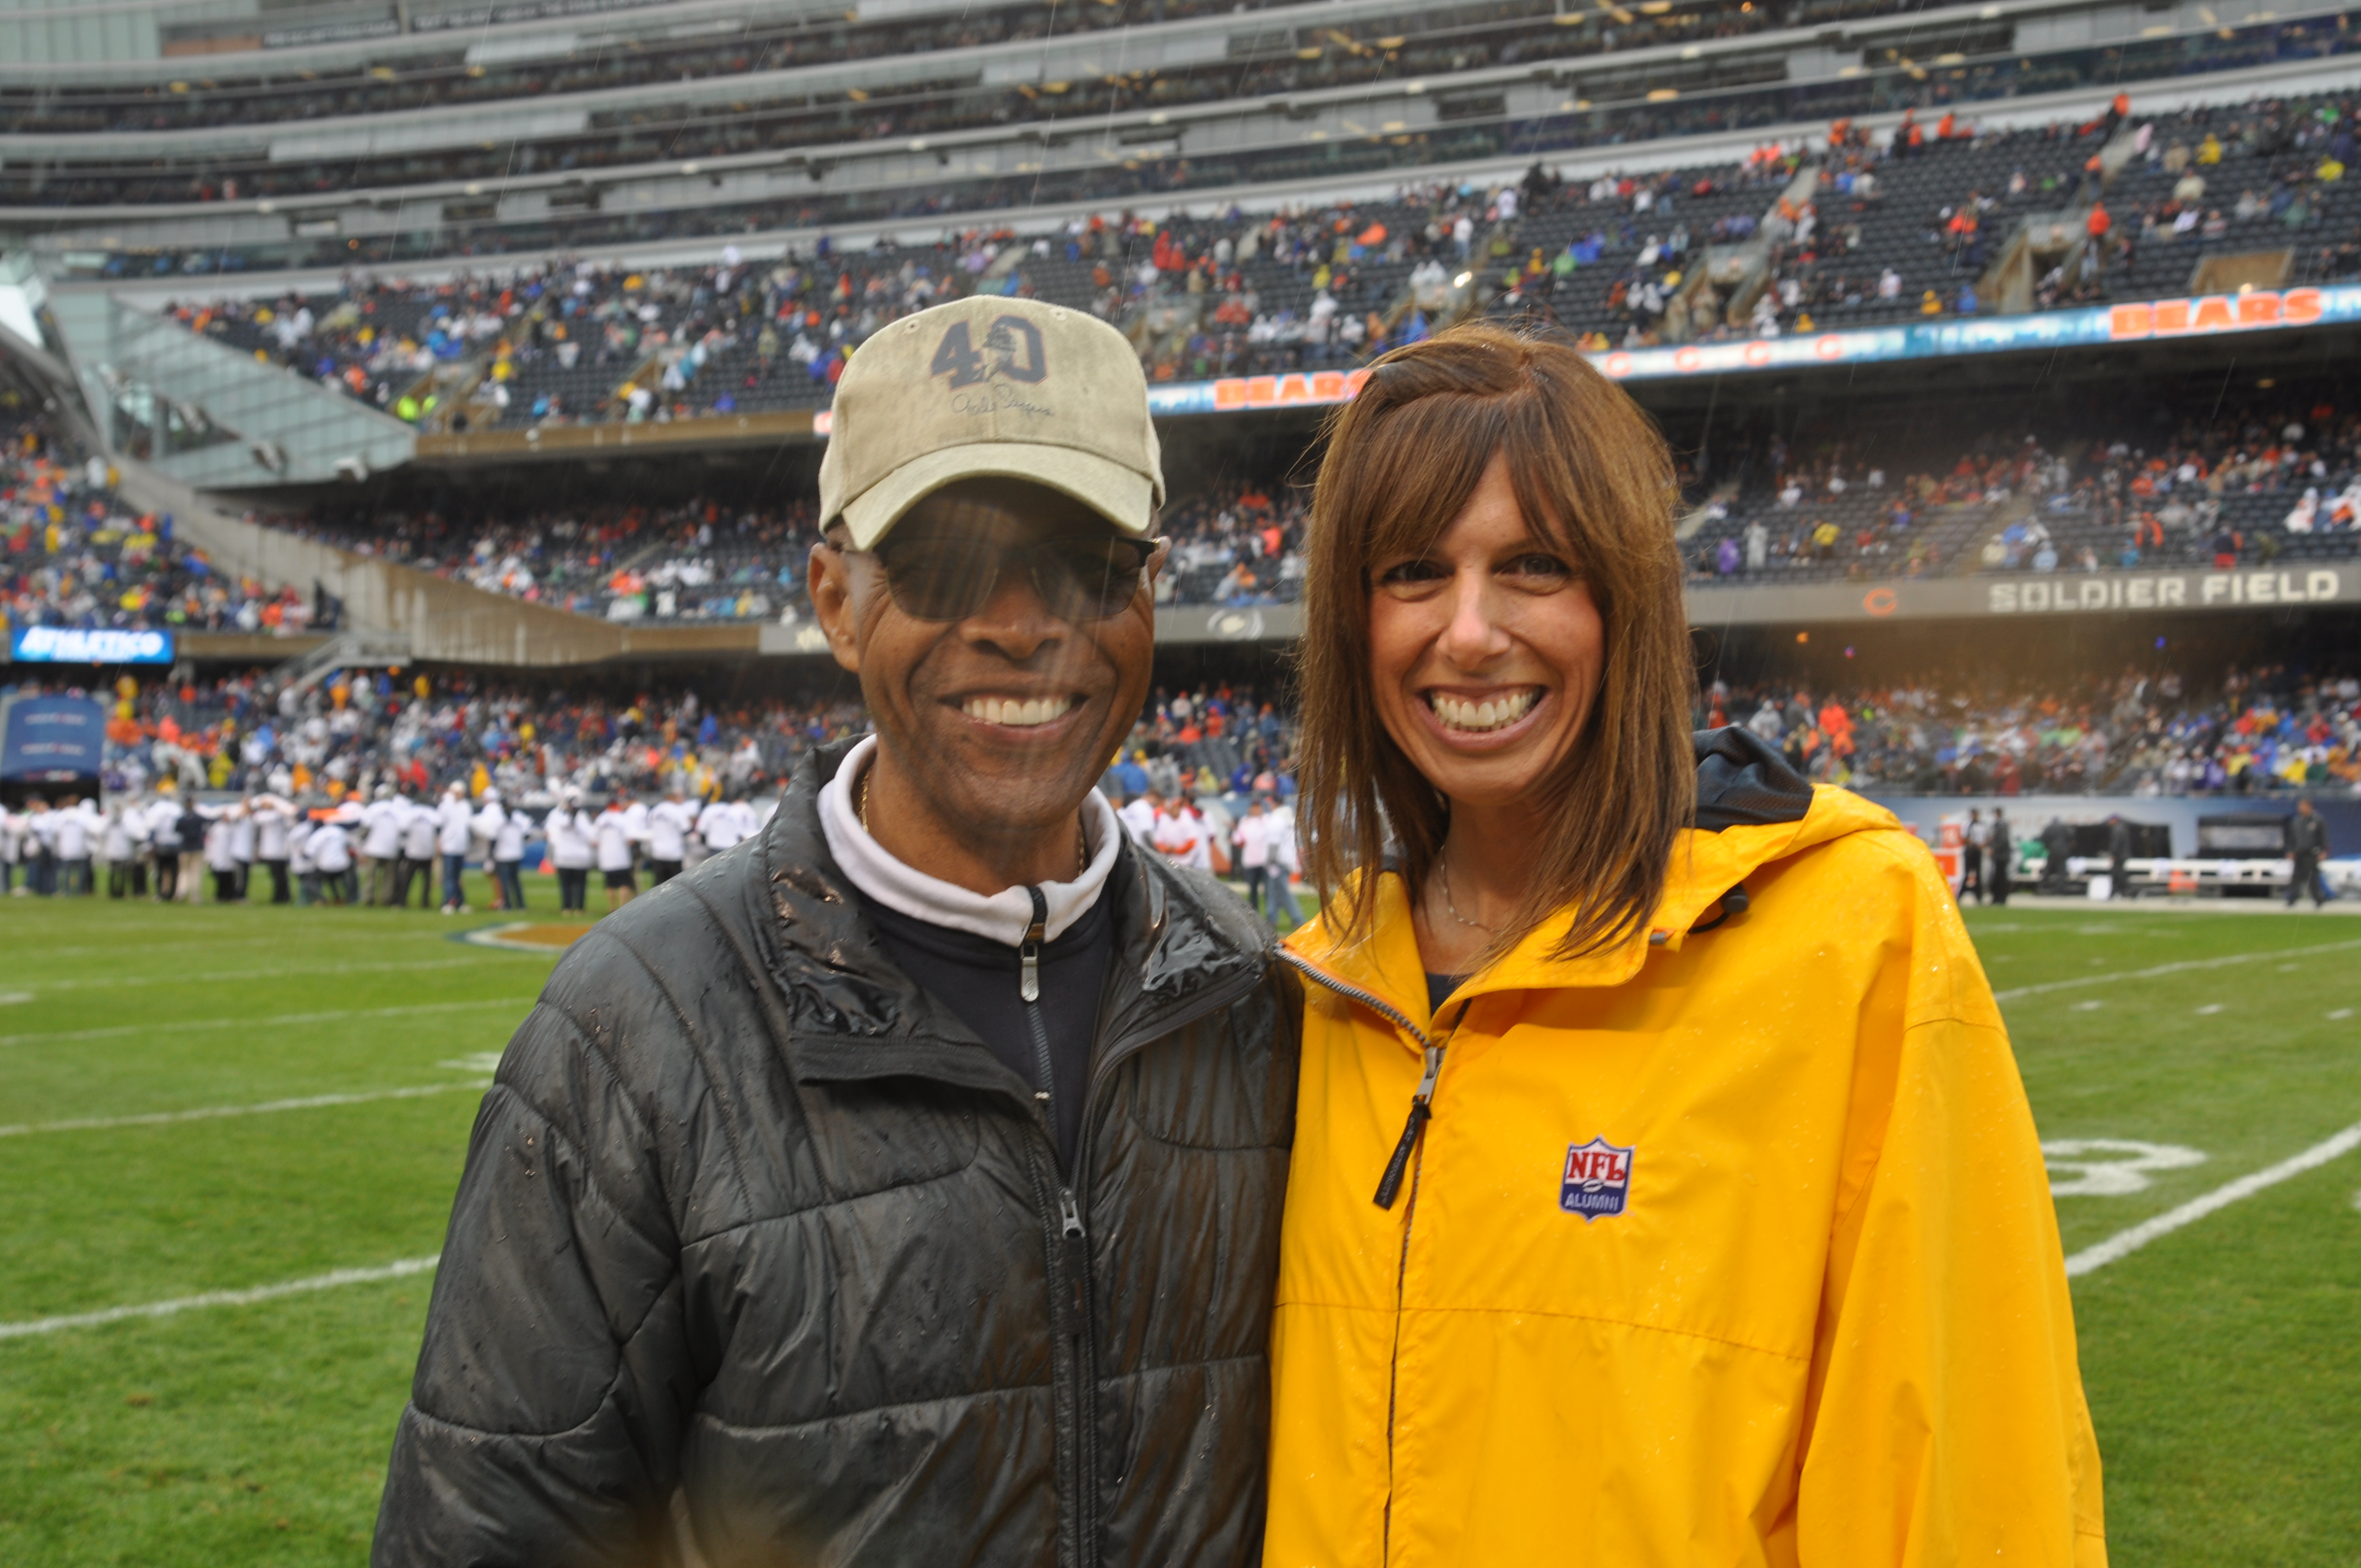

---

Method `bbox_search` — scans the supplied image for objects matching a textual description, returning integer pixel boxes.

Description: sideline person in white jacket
[593,792,647,911]
[53,797,99,896]
[249,792,297,905]
[398,792,438,911]
[544,791,596,914]
[101,799,149,899]
[695,793,757,858]
[645,786,697,885]
[435,782,475,914]
[475,789,527,912]
[360,785,405,907]
[311,809,358,905]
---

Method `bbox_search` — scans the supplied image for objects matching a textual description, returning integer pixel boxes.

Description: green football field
[1,883,2356,1563]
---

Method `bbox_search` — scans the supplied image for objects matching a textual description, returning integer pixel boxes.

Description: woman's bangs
[1351,394,1512,564]
[1498,398,1603,581]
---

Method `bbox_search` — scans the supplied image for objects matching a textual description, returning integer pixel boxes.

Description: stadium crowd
[1705,663,2361,796]
[4,0,1880,140]
[0,665,1306,913]
[1681,390,2361,583]
[152,85,2361,444]
[19,6,2357,225]
[238,379,2359,628]
[3,417,312,634]
[279,496,821,622]
[260,479,1311,618]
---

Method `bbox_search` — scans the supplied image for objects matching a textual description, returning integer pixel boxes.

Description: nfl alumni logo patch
[1560,1137,1635,1222]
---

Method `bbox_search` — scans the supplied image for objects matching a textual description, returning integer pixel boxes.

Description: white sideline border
[0,1081,491,1140]
[2066,1119,2361,1277]
[26,955,552,995]
[0,1257,442,1342]
[0,997,537,1048]
[1993,935,2361,1003]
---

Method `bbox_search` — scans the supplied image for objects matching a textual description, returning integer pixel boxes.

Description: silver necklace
[1437,856,1498,934]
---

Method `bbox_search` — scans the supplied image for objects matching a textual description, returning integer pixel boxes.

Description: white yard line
[0,997,537,1048]
[2065,1119,2361,1277]
[1993,936,2361,1002]
[0,1082,489,1140]
[12,933,451,960]
[26,956,547,994]
[0,1256,442,1342]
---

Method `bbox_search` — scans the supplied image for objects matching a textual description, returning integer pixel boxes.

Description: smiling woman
[1296,323,1695,968]
[1265,322,2107,1568]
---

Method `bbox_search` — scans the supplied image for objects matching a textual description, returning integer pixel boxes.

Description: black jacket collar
[746,740,1272,1088]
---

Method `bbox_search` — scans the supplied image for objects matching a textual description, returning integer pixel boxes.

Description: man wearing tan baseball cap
[378,292,1299,1567]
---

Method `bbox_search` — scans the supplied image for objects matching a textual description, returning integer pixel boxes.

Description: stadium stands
[282,496,820,621]
[3,418,301,633]
[140,87,2360,441]
[230,374,2358,625]
[40,647,2358,809]
[1708,663,2361,794]
[13,5,2354,279]
[1682,391,2361,584]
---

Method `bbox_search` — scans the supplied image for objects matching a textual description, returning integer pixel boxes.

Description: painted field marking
[0,1082,489,1140]
[2331,1009,2355,1021]
[1993,935,2361,1003]
[0,1256,440,1342]
[2071,999,2106,1012]
[25,955,549,995]
[2195,1003,2226,1016]
[0,993,29,1006]
[2043,1139,2207,1196]
[0,997,537,1048]
[439,1053,505,1076]
[2065,1119,2361,1277]
[14,933,453,961]
[459,922,595,953]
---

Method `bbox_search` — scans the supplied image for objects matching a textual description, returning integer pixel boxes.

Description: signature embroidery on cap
[1559,1137,1635,1222]
[931,315,1048,389]
[950,385,1054,421]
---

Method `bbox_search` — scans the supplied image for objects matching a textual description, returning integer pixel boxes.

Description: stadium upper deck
[3,0,2355,274]
[124,90,2359,438]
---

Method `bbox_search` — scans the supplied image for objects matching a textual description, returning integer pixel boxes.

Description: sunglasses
[868,531,1161,623]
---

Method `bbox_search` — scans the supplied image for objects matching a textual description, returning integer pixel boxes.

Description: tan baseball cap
[818,295,1165,549]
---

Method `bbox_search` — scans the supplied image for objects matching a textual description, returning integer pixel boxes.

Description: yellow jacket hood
[1285,731,1910,1028]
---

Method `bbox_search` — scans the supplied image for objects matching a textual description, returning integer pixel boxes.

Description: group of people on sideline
[0,780,774,913]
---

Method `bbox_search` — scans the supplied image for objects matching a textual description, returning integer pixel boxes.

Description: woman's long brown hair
[1296,322,1696,964]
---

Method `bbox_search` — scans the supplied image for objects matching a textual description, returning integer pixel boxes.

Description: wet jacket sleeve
[1794,842,2106,1567]
[373,968,694,1568]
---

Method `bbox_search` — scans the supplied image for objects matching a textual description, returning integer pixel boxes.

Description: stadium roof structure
[3,2,2353,269]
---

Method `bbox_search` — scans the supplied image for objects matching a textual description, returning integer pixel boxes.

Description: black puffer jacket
[374,744,1300,1567]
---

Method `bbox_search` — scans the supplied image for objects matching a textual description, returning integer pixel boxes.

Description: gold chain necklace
[1437,855,1499,934]
[859,764,1087,879]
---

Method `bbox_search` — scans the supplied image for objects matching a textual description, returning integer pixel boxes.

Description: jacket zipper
[1011,885,1095,1566]
[1275,951,1440,1207]
[1279,949,1466,1568]
[1057,958,1269,1567]
[994,876,1278,1568]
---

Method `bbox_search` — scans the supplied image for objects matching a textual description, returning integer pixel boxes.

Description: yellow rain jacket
[1267,740,2104,1567]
